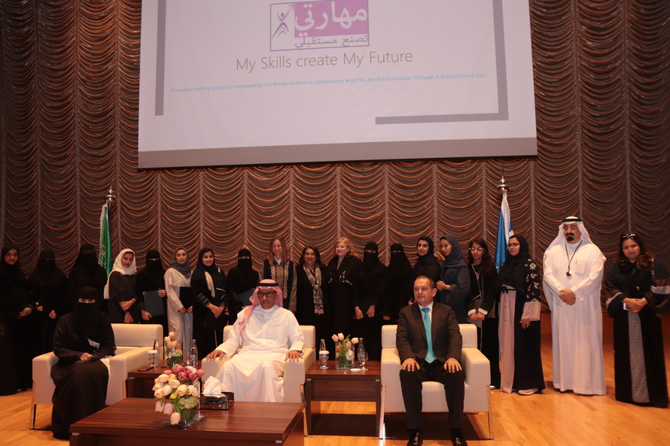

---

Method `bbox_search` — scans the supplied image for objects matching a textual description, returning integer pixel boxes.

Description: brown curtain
[1,1,669,312]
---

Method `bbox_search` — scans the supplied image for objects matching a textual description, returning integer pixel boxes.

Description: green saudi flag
[99,203,113,275]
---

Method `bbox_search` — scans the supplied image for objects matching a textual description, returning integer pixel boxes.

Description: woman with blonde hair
[326,237,362,338]
[262,236,297,311]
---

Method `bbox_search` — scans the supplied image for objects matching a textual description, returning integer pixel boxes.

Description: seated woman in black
[51,287,116,440]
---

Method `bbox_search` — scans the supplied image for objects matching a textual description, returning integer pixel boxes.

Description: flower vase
[164,398,206,428]
[336,348,354,369]
[167,355,182,367]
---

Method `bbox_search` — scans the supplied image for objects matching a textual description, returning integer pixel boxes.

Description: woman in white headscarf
[106,249,138,324]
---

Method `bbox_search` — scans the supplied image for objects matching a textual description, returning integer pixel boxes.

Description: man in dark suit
[397,275,466,446]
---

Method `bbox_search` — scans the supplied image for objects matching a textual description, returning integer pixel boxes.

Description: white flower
[161,385,173,397]
[154,389,164,399]
[346,349,354,361]
[170,412,180,425]
[176,384,188,397]
[163,402,174,415]
[156,374,169,383]
[188,385,199,398]
[169,379,180,389]
[338,333,344,341]
[168,331,176,339]
[351,337,359,344]
[154,400,164,412]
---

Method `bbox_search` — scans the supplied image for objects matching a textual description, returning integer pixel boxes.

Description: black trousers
[399,359,465,430]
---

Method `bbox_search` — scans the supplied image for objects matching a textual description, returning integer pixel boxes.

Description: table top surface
[128,362,202,378]
[70,398,303,441]
[306,360,380,379]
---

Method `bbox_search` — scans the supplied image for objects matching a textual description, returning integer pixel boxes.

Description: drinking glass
[147,349,159,368]
[358,350,368,371]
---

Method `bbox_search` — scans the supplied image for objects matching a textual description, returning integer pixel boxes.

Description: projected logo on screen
[270,0,369,51]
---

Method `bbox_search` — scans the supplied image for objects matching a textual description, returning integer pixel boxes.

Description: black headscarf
[497,235,530,292]
[228,248,259,294]
[168,248,191,279]
[71,286,105,338]
[73,244,99,272]
[136,249,165,293]
[389,243,412,278]
[362,242,385,274]
[192,248,227,291]
[237,248,253,275]
[441,234,467,268]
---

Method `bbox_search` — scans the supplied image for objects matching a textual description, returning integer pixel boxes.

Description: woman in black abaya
[0,245,33,393]
[226,249,259,323]
[382,243,412,324]
[409,236,441,302]
[326,237,362,340]
[192,248,228,358]
[67,244,107,312]
[495,235,544,395]
[357,242,388,360]
[604,234,668,407]
[51,287,115,440]
[136,249,168,335]
[29,249,69,354]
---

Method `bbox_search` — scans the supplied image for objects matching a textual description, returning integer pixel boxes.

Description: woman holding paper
[164,248,193,354]
[136,249,167,334]
[495,235,544,395]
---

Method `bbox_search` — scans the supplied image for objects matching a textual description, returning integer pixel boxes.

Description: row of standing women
[1,231,667,408]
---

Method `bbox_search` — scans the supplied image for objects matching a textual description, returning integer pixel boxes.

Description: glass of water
[147,349,159,368]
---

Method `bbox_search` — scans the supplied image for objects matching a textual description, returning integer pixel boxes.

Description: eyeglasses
[469,247,484,252]
[622,233,637,240]
[257,290,277,298]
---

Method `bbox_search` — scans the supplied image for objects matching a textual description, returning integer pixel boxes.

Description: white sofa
[200,325,316,403]
[380,323,492,439]
[31,323,163,429]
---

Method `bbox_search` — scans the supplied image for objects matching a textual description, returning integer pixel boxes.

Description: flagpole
[99,187,115,276]
[495,169,513,272]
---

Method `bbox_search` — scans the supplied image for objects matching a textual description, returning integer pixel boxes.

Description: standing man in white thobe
[543,216,606,395]
[205,279,304,402]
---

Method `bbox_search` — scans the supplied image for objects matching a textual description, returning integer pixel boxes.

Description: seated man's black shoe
[451,428,467,446]
[407,430,423,446]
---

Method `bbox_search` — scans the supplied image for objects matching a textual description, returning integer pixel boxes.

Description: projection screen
[138,0,536,168]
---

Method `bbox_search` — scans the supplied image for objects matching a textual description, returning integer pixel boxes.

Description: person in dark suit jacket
[397,276,467,446]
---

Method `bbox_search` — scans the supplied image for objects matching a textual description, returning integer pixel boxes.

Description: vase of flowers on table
[154,364,206,427]
[331,333,358,369]
[164,332,183,367]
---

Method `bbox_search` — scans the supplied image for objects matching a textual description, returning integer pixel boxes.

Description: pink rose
[195,369,205,378]
[177,372,187,382]
[172,364,184,374]
[188,373,197,381]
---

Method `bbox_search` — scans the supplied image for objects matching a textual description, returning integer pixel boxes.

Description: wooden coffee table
[304,361,384,438]
[69,398,304,446]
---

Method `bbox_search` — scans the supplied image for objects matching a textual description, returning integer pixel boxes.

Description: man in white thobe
[205,279,304,402]
[543,216,606,395]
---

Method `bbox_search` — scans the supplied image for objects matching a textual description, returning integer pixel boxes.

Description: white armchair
[200,325,316,403]
[380,323,492,439]
[31,323,163,429]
